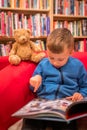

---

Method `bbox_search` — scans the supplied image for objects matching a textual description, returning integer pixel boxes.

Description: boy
[22,28,87,130]
[30,28,87,101]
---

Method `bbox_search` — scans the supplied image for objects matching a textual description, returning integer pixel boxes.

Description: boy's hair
[46,28,74,53]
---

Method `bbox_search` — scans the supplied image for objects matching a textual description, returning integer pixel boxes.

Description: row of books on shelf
[74,39,87,52]
[0,0,50,9]
[54,0,87,16]
[0,40,46,56]
[0,43,11,56]
[0,12,50,37]
[53,19,87,36]
[35,40,46,51]
[0,39,87,56]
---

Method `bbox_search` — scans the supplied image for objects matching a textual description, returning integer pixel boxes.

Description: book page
[12,98,73,120]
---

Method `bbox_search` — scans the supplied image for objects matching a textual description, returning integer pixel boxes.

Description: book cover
[12,97,87,122]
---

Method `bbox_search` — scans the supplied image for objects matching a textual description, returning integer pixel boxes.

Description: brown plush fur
[9,29,45,65]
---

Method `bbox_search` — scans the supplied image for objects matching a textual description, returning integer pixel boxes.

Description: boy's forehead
[48,53,68,59]
[47,48,70,56]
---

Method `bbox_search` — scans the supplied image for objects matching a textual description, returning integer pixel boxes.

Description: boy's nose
[53,61,58,66]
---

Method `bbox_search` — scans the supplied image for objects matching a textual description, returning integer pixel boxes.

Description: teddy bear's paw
[9,50,15,56]
[9,55,21,65]
[39,52,46,58]
[32,52,46,63]
[34,47,41,52]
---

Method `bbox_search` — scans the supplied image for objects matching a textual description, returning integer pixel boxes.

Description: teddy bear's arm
[30,41,41,52]
[9,42,18,56]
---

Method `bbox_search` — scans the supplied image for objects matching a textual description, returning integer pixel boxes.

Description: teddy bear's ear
[27,29,31,35]
[14,30,18,36]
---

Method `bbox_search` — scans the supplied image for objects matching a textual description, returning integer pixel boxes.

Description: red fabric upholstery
[0,52,87,130]
[0,61,37,130]
[0,56,9,70]
[72,52,87,70]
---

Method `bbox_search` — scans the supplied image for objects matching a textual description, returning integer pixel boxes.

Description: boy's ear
[69,49,74,54]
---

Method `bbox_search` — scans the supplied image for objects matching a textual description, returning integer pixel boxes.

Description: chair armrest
[0,61,37,129]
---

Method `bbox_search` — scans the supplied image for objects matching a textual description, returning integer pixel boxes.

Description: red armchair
[0,52,87,130]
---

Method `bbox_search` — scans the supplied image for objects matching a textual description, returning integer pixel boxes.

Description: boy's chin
[53,65,61,68]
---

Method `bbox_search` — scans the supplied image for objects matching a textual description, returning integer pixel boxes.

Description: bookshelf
[53,0,87,52]
[0,0,87,54]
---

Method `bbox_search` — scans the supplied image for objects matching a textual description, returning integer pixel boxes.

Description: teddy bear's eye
[17,34,20,37]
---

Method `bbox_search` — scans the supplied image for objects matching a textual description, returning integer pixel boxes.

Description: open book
[12,98,87,122]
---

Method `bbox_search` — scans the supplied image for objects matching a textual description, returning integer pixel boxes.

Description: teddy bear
[9,29,46,65]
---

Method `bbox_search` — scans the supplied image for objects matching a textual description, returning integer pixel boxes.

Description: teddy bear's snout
[19,36,28,43]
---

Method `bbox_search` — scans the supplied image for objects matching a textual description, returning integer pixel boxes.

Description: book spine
[74,0,79,15]
[84,0,87,16]
[0,0,2,7]
[4,44,11,56]
[32,15,36,36]
[41,15,44,36]
[8,11,12,36]
[35,13,41,36]
[2,0,4,7]
[4,0,8,7]
[82,19,87,36]
[64,0,69,15]
[42,14,47,36]
[83,38,87,52]
[10,0,15,8]
[1,12,5,36]
[70,0,74,15]
[46,16,50,36]
[0,44,6,56]
[0,44,2,56]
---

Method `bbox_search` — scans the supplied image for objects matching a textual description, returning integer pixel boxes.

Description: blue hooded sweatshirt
[30,57,87,100]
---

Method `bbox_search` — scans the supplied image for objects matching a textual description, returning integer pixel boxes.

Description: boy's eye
[49,57,65,62]
[58,58,65,61]
[50,57,54,60]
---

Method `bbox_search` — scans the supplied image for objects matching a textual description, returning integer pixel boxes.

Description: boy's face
[47,47,72,68]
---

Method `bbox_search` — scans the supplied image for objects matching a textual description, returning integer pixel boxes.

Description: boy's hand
[66,92,83,101]
[29,75,42,92]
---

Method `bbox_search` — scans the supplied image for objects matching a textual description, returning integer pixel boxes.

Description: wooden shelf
[53,14,87,21]
[0,7,50,14]
[0,36,15,44]
[0,36,47,44]
[74,36,87,41]
[74,36,87,39]
[30,36,47,41]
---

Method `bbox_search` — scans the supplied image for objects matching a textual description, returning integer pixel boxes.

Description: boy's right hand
[29,75,42,92]
[66,92,83,101]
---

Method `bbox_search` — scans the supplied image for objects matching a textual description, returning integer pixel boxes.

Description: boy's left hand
[66,92,83,101]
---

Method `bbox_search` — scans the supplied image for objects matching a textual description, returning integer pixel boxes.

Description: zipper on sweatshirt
[55,68,64,99]
[59,68,64,84]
